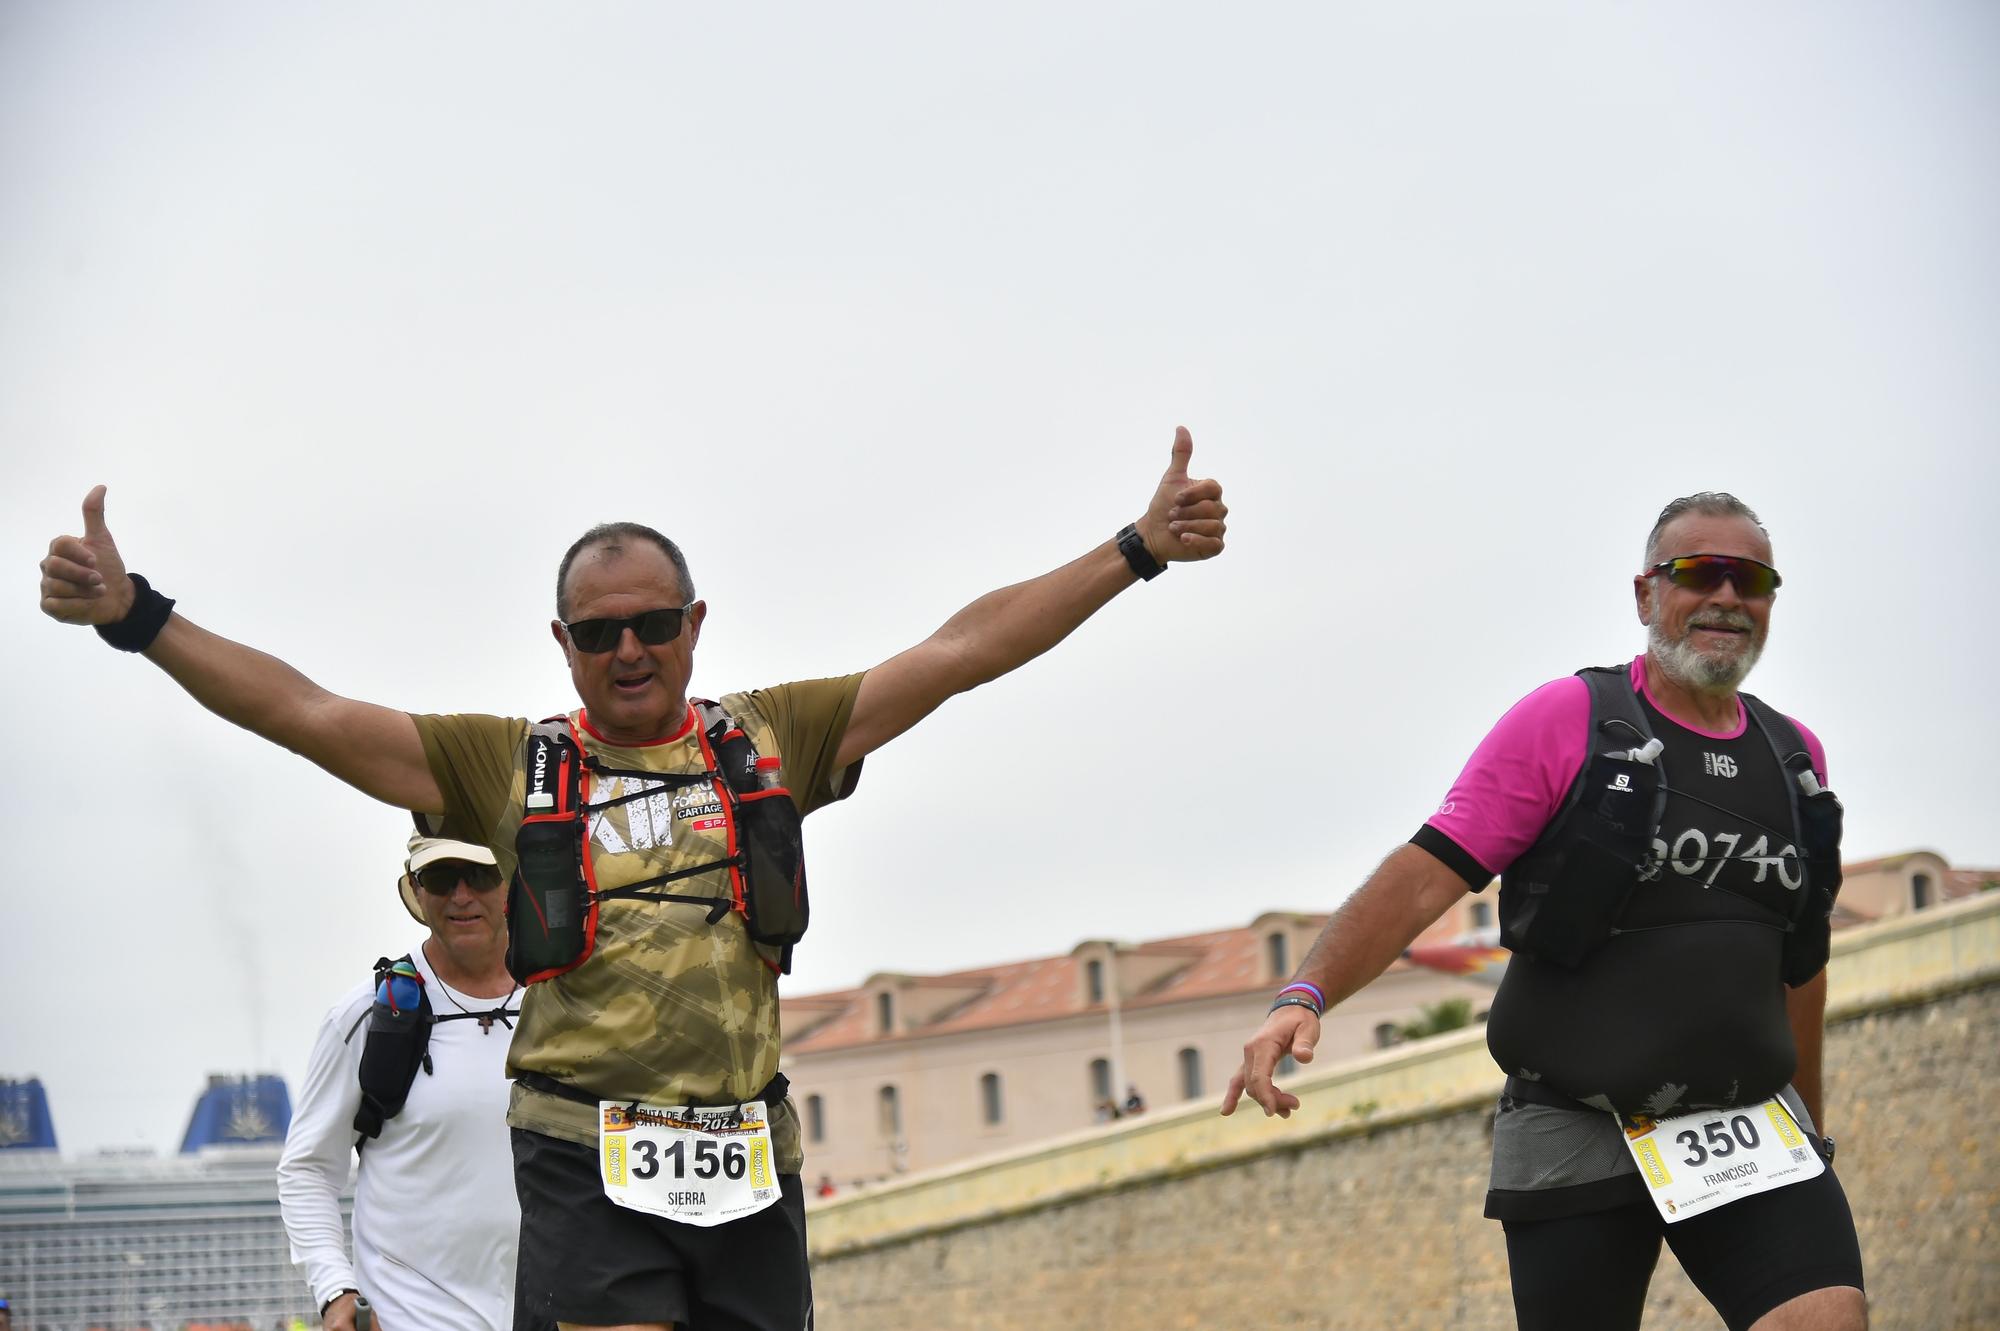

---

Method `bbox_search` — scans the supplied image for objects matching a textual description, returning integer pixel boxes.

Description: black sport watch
[1117,523,1166,581]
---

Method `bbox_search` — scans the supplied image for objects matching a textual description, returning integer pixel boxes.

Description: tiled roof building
[780,912,1494,1188]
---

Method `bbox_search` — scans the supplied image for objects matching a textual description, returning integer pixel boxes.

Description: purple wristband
[1276,981,1325,1011]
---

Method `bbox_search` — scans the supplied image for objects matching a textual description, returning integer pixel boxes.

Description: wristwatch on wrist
[1116,523,1166,581]
[322,1289,357,1317]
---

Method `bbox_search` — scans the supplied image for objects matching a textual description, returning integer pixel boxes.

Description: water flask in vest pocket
[1781,773,1844,986]
[507,813,592,985]
[704,720,811,963]
[1501,751,1656,968]
[354,960,428,1140]
[736,782,809,951]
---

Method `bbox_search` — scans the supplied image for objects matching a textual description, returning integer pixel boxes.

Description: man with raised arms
[1224,493,1864,1331]
[41,429,1227,1331]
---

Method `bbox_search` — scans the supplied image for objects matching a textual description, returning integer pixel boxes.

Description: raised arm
[834,427,1227,768]
[1221,844,1470,1118]
[39,486,444,813]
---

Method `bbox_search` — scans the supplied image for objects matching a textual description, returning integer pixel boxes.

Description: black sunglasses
[1647,554,1782,598]
[415,861,504,895]
[564,605,694,654]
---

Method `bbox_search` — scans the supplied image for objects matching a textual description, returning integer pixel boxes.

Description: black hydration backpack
[1498,665,1844,983]
[347,954,519,1145]
[507,700,811,985]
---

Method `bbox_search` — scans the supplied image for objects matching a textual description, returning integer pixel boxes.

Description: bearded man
[1225,492,1865,1331]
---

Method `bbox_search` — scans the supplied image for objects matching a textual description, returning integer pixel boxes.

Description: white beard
[1648,614,1763,691]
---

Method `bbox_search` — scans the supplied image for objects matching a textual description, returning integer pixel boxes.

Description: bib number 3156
[1621,1096,1823,1224]
[599,1099,780,1228]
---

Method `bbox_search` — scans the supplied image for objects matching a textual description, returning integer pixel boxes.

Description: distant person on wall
[1224,493,1864,1331]
[40,429,1228,1331]
[277,834,524,1331]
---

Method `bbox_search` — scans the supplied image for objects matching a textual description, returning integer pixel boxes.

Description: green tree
[1399,997,1475,1042]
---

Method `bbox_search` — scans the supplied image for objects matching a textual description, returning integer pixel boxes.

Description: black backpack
[1498,665,1844,983]
[346,954,519,1146]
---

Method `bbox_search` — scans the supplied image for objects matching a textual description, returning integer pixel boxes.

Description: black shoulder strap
[1579,663,1654,753]
[524,718,581,816]
[1534,665,1658,830]
[696,699,764,796]
[351,953,435,1146]
[1738,691,1837,924]
[1737,691,1807,769]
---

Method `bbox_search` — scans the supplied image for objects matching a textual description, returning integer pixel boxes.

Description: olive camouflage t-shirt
[411,675,863,1172]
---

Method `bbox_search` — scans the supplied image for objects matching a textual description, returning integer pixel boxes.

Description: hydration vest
[1498,665,1844,984]
[348,954,520,1144]
[506,700,810,986]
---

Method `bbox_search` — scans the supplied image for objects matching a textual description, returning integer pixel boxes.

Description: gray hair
[556,522,696,620]
[1644,492,1768,566]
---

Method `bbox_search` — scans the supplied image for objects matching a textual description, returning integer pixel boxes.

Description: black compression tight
[1503,1168,1863,1331]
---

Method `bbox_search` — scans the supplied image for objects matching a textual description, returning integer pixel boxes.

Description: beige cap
[396,833,501,924]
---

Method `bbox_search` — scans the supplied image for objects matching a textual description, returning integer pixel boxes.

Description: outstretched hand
[1220,1002,1319,1119]
[40,485,134,626]
[1134,426,1228,566]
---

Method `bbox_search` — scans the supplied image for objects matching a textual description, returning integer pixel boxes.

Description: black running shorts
[512,1127,812,1330]
[1501,1163,1863,1331]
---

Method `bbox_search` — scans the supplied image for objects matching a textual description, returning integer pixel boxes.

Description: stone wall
[810,895,2000,1330]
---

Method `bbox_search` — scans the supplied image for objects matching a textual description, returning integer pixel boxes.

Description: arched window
[980,1072,1004,1126]
[876,991,894,1034]
[1178,1047,1203,1100]
[1089,1057,1112,1104]
[1913,873,1932,910]
[877,1085,901,1137]
[1469,899,1493,930]
[1086,958,1105,1004]
[804,1094,826,1144]
[1267,932,1289,978]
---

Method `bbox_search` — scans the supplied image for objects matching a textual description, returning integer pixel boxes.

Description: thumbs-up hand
[40,485,136,625]
[1134,426,1228,566]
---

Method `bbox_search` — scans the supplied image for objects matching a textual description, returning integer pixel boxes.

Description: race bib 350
[1621,1096,1824,1224]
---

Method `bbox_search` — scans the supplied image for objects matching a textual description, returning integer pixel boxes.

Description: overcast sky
[4,1,1995,1156]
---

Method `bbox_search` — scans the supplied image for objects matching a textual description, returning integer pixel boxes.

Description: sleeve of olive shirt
[410,711,528,851]
[735,674,866,813]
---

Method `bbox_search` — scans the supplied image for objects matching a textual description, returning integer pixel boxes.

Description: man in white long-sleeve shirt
[278,834,522,1330]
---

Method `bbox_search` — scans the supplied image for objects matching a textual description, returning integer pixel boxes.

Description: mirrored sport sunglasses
[1647,554,1783,598]
[415,861,505,895]
[564,605,694,653]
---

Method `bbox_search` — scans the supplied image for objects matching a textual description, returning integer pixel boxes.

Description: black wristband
[94,573,175,653]
[1268,993,1322,1019]
[1116,523,1166,581]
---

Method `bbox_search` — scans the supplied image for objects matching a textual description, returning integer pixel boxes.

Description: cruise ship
[0,1075,337,1330]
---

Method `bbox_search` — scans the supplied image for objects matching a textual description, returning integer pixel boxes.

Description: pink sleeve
[1423,677,1591,877]
[1788,715,1828,785]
